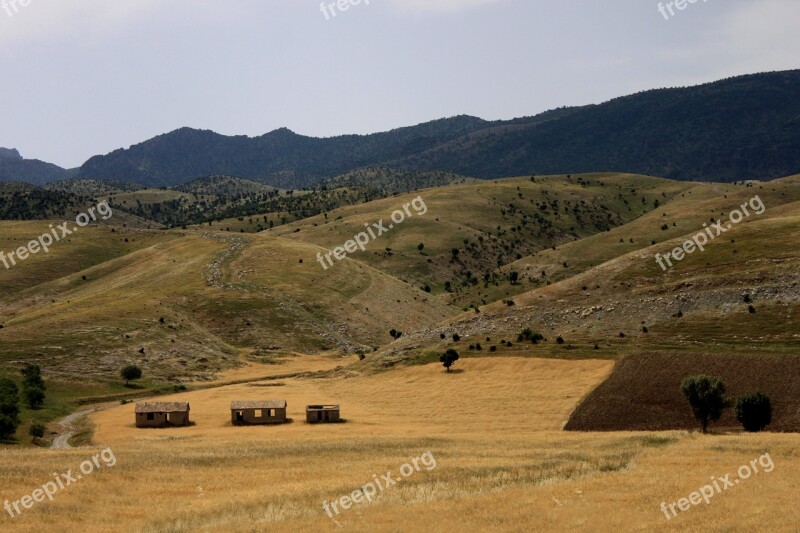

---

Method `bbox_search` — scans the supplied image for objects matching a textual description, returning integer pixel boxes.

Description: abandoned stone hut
[230,400,288,425]
[135,402,191,428]
[306,405,341,423]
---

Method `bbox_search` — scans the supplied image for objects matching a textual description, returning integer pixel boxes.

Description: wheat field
[1,356,797,532]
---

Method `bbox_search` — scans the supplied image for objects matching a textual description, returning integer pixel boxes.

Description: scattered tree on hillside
[0,378,20,441]
[518,328,544,344]
[440,349,460,372]
[121,365,143,386]
[680,375,730,433]
[735,392,772,432]
[21,364,45,409]
[24,387,45,409]
[508,271,519,285]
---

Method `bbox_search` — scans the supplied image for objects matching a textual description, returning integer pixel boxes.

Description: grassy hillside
[0,229,456,406]
[271,173,694,297]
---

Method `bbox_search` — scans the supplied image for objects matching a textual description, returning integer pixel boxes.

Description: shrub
[29,422,46,438]
[556,336,565,345]
[121,365,143,386]
[517,328,544,344]
[735,392,772,432]
[680,375,730,433]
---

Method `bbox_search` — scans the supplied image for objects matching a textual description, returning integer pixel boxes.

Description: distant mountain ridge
[4,70,800,187]
[0,148,74,185]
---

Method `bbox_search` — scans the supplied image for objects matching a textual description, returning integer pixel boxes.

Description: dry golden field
[1,356,797,532]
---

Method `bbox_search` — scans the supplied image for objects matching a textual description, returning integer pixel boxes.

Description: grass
[0,357,796,532]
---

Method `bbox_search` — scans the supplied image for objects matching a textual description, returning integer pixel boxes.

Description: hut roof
[135,402,190,414]
[306,405,340,411]
[230,400,287,410]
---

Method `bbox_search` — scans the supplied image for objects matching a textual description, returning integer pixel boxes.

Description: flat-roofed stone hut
[230,400,287,425]
[135,402,191,428]
[306,405,340,423]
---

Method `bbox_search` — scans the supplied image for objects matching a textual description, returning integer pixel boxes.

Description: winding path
[51,408,99,449]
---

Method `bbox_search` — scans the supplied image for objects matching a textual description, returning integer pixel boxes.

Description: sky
[0,0,798,168]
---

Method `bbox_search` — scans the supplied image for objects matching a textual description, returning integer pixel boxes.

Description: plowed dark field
[565,351,800,432]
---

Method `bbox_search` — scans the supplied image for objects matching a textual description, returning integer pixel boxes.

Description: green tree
[21,364,45,391]
[121,365,143,386]
[0,378,20,421]
[735,392,772,432]
[0,378,20,440]
[680,375,730,433]
[24,387,45,409]
[509,271,519,285]
[439,349,460,372]
[0,415,18,441]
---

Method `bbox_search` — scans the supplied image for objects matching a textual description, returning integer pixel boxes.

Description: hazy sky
[1,0,798,168]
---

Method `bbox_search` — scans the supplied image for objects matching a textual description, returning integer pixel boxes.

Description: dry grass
[2,357,797,532]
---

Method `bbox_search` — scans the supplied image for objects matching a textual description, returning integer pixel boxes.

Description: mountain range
[2,69,799,188]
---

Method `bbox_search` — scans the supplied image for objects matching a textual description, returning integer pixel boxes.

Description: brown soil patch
[565,351,800,432]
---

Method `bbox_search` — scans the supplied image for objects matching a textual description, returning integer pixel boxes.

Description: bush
[518,328,544,344]
[680,375,730,433]
[121,365,143,385]
[24,387,45,409]
[29,422,46,438]
[735,392,772,432]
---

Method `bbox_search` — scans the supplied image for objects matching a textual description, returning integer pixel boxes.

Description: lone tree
[121,365,143,386]
[439,349,460,372]
[735,392,772,432]
[680,375,729,433]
